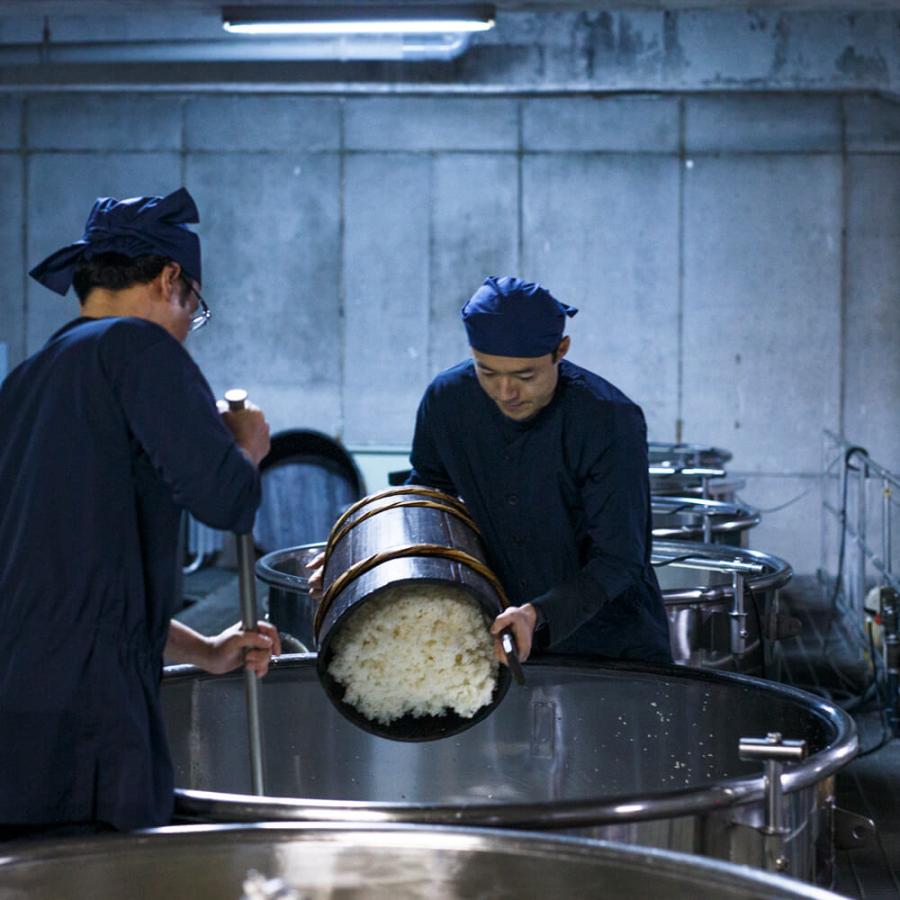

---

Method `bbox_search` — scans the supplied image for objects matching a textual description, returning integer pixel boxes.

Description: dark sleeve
[109,329,260,532]
[530,404,651,646]
[406,387,458,497]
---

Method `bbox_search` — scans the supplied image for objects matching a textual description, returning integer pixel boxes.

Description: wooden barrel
[315,486,512,741]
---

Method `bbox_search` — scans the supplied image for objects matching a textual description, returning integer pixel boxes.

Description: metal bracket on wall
[833,806,876,851]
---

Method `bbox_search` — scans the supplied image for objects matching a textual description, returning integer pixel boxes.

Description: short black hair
[71,252,171,303]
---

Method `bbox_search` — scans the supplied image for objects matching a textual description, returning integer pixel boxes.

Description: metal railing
[822,429,898,603]
[821,429,899,734]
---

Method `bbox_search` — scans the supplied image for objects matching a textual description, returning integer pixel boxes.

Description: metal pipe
[824,429,900,488]
[226,388,265,797]
[730,571,748,659]
[884,478,893,579]
[738,732,807,872]
[856,456,868,617]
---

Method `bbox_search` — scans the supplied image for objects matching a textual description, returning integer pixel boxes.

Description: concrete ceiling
[1,0,896,89]
[1,0,898,14]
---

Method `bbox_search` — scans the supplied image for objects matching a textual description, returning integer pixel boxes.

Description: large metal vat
[648,444,743,501]
[654,540,794,672]
[255,429,364,555]
[649,441,732,469]
[258,542,322,650]
[162,657,856,885]
[652,496,761,547]
[260,539,792,674]
[0,823,847,899]
[651,469,746,502]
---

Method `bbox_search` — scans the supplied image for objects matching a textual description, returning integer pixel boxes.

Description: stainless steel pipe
[225,388,265,796]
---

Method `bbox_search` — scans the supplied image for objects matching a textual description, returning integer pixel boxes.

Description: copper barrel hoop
[323,500,481,568]
[314,542,511,637]
[326,486,472,548]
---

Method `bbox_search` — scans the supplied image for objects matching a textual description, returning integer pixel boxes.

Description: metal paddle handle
[500,628,526,686]
[226,388,265,796]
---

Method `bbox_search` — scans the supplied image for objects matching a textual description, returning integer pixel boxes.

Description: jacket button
[507,494,518,506]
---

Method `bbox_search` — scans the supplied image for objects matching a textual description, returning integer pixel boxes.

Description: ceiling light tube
[222,4,496,36]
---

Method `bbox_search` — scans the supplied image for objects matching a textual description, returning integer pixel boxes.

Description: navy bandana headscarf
[461,275,578,358]
[29,187,202,296]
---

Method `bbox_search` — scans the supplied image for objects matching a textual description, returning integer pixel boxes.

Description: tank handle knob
[739,732,808,763]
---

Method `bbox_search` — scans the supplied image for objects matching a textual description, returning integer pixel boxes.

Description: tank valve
[739,732,807,874]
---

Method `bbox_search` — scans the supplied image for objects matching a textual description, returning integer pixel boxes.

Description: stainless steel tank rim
[258,540,792,605]
[653,522,758,539]
[651,495,759,519]
[654,540,793,602]
[167,656,857,829]
[0,822,842,900]
[648,442,733,466]
[649,467,727,478]
[256,541,324,593]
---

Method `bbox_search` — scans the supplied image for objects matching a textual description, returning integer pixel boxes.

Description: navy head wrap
[29,187,202,296]
[461,275,578,358]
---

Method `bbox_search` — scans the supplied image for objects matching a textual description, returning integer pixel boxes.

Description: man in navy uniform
[0,188,280,839]
[407,276,672,667]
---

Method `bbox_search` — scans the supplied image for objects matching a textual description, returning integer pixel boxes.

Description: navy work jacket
[0,317,259,830]
[408,359,672,663]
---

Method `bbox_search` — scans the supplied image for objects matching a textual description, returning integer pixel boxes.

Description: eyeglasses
[181,278,211,333]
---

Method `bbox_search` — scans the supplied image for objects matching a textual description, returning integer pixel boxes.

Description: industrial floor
[176,566,900,900]
[774,577,900,900]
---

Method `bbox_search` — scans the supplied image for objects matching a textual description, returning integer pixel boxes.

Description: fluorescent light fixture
[222,4,496,36]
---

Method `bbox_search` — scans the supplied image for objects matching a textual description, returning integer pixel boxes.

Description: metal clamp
[833,806,876,851]
[729,571,749,657]
[739,732,808,872]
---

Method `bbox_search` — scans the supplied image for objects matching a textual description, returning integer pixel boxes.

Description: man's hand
[204,620,282,677]
[217,399,270,466]
[490,603,538,664]
[306,550,326,601]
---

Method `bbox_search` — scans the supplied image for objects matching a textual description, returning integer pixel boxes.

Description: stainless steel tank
[0,823,848,899]
[652,495,761,547]
[257,542,322,651]
[260,539,792,674]
[654,539,793,672]
[161,657,856,885]
[649,442,732,469]
[648,444,743,500]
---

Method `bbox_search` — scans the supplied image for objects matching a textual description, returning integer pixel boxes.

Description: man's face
[163,275,202,343]
[472,343,565,421]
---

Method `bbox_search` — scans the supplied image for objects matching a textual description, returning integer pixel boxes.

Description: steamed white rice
[327,583,498,725]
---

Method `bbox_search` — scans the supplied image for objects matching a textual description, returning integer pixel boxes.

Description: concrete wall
[0,10,898,576]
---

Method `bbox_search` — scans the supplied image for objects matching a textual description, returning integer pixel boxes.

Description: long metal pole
[884,478,893,580]
[856,456,867,618]
[226,388,265,796]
